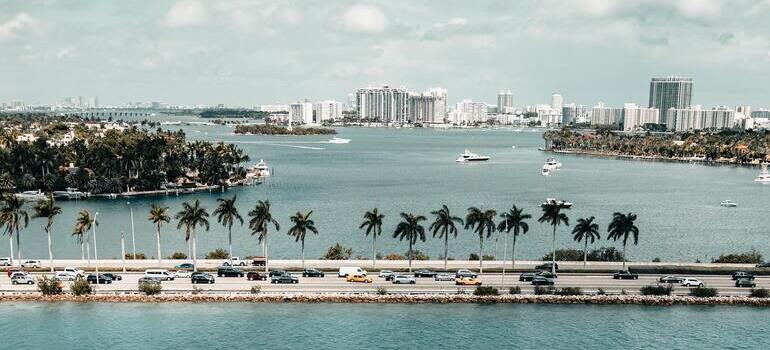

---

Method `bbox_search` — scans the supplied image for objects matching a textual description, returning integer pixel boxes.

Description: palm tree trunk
[372,234,376,269]
[622,243,627,270]
[551,225,557,274]
[192,229,198,272]
[81,241,84,262]
[46,228,54,272]
[479,235,484,274]
[16,231,20,261]
[187,239,191,262]
[156,226,162,267]
[408,240,413,273]
[263,230,269,273]
[301,239,305,269]
[443,231,449,271]
[86,235,91,266]
[8,234,14,266]
[511,234,517,271]
[583,240,588,267]
[228,227,233,260]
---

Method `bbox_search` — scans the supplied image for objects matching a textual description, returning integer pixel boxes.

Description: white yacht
[246,159,270,179]
[541,198,574,208]
[52,188,87,200]
[455,149,490,163]
[720,200,738,207]
[755,163,770,183]
[15,190,47,201]
[546,158,562,169]
[328,137,351,144]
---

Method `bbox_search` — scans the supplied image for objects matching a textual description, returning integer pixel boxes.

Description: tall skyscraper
[497,90,513,114]
[649,76,693,124]
[551,93,563,115]
[356,85,409,123]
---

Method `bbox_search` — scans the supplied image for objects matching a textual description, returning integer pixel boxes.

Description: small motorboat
[720,200,738,207]
[328,137,351,144]
[456,149,490,163]
[755,163,770,183]
[541,198,573,208]
[541,165,551,176]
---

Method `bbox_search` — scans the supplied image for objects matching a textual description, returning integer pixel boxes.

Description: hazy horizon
[2,0,770,108]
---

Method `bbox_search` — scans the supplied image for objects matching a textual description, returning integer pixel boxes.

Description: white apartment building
[666,107,735,131]
[453,99,487,124]
[551,94,563,115]
[591,102,624,127]
[356,85,410,123]
[290,102,314,124]
[313,101,342,123]
[622,103,661,131]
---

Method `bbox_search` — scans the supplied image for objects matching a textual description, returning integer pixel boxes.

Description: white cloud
[0,12,37,41]
[676,0,721,18]
[162,0,209,28]
[342,5,386,33]
[56,46,77,59]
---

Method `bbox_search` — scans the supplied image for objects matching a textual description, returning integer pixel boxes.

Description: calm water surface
[6,121,770,262]
[0,302,766,349]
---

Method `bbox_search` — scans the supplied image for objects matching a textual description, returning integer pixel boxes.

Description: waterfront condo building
[622,103,661,131]
[497,90,514,114]
[290,101,314,124]
[648,76,693,125]
[666,106,735,131]
[312,101,342,123]
[356,85,410,123]
[591,102,624,128]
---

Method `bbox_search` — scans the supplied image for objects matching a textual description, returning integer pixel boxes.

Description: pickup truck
[222,257,247,267]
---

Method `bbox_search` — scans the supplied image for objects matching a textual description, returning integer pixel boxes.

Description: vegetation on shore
[543,127,770,163]
[233,124,337,135]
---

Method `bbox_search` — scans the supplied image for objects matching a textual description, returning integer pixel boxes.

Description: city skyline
[2,1,770,107]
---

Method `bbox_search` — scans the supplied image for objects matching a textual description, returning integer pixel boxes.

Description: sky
[2,0,770,108]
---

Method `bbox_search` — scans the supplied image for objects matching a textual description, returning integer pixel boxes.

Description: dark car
[536,271,558,279]
[414,269,437,278]
[302,268,325,277]
[613,270,639,280]
[86,274,113,284]
[175,263,194,270]
[381,271,397,281]
[535,262,559,271]
[732,272,754,281]
[247,271,267,281]
[269,269,287,277]
[531,276,555,286]
[736,278,756,288]
[192,273,215,284]
[271,273,299,284]
[659,275,684,283]
[455,269,478,279]
[101,273,122,281]
[217,267,245,277]
[519,272,536,281]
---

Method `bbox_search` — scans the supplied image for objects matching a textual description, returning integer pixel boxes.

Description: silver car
[392,274,416,284]
[434,273,454,281]
[11,273,35,285]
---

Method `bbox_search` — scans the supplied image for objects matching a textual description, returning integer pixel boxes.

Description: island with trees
[234,124,337,136]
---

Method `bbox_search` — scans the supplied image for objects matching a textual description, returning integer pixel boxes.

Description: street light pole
[93,212,100,285]
[121,231,126,273]
[127,201,136,259]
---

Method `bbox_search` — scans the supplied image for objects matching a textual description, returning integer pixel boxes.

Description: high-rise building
[313,101,342,123]
[551,94,563,115]
[497,90,514,114]
[622,103,661,131]
[407,87,447,123]
[356,85,409,123]
[649,76,693,124]
[562,104,591,124]
[453,99,487,124]
[666,106,734,131]
[290,101,314,124]
[591,102,624,127]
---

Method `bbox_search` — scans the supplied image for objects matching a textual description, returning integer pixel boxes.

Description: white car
[174,270,192,278]
[11,273,35,285]
[54,271,76,281]
[222,257,247,266]
[21,260,41,268]
[392,274,416,284]
[378,270,394,278]
[681,278,704,287]
[0,257,10,266]
[63,267,85,278]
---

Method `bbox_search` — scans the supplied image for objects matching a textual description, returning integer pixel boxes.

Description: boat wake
[229,141,325,150]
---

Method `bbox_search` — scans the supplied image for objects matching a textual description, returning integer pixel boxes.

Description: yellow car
[455,277,482,286]
[346,274,373,283]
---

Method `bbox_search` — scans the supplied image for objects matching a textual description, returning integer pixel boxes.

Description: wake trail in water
[229,140,325,150]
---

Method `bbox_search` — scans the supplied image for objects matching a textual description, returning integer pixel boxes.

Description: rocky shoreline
[2,293,770,306]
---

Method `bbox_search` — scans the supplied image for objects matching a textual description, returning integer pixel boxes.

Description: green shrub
[596,288,606,295]
[376,286,388,295]
[468,253,494,261]
[206,248,229,259]
[322,243,353,260]
[37,276,63,295]
[250,285,261,294]
[640,284,673,296]
[473,286,499,296]
[509,286,521,295]
[541,247,624,262]
[689,287,718,298]
[750,288,769,298]
[138,282,162,295]
[411,250,430,261]
[125,252,147,259]
[191,286,203,295]
[712,249,762,264]
[169,251,187,259]
[384,254,405,260]
[555,287,582,296]
[652,257,662,262]
[534,286,555,295]
[70,278,93,296]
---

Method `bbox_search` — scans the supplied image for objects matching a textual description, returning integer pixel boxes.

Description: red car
[246,271,267,281]
[6,267,22,277]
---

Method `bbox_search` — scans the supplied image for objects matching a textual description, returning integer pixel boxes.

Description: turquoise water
[7,123,770,262]
[1,302,767,349]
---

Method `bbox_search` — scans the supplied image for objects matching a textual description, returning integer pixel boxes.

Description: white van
[0,257,10,266]
[338,266,367,278]
[144,269,175,281]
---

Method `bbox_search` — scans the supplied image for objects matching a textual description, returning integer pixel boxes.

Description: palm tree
[538,200,570,274]
[73,210,96,263]
[464,207,496,273]
[359,208,384,268]
[607,212,640,270]
[248,200,279,272]
[175,200,210,272]
[429,205,463,271]
[287,211,318,269]
[497,205,530,271]
[214,195,243,259]
[0,195,29,265]
[148,204,170,267]
[572,216,600,267]
[393,212,426,272]
[33,197,61,272]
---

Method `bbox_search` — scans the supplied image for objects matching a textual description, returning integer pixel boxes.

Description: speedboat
[546,158,562,169]
[720,200,738,207]
[328,137,351,144]
[755,164,770,183]
[456,149,490,163]
[15,190,46,201]
[541,165,551,176]
[541,198,573,208]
